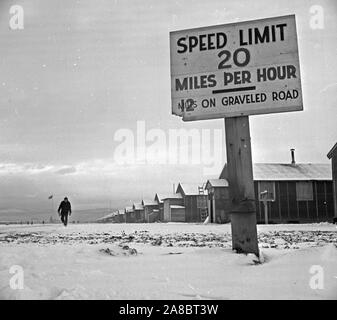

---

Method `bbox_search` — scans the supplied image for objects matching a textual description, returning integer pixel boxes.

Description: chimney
[290,148,296,165]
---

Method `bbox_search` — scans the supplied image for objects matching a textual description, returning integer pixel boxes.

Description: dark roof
[205,179,229,189]
[327,143,337,159]
[96,211,118,221]
[176,183,208,196]
[142,200,158,206]
[133,203,144,210]
[220,163,332,181]
[155,193,180,203]
[154,194,163,203]
[162,193,182,200]
[253,163,331,181]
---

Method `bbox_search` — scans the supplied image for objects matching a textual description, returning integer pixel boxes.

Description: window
[258,181,275,201]
[296,182,313,201]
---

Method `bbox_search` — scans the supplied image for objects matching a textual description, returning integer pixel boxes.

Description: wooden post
[212,195,216,223]
[263,200,268,224]
[224,116,259,256]
[260,190,268,224]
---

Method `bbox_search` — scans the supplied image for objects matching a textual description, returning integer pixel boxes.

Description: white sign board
[170,15,302,121]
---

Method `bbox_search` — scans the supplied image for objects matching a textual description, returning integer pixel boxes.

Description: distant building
[205,179,230,223]
[148,209,160,223]
[133,203,145,223]
[162,194,184,222]
[117,209,126,223]
[220,152,333,223]
[141,200,158,222]
[125,206,136,223]
[96,211,118,223]
[154,194,166,221]
[327,143,337,221]
[176,183,208,222]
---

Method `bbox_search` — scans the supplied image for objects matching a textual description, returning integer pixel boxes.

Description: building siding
[254,180,334,223]
[182,195,208,222]
[332,155,337,218]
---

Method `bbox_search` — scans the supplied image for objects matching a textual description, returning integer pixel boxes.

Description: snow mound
[235,251,266,265]
[203,216,210,224]
[99,245,138,257]
[54,286,90,300]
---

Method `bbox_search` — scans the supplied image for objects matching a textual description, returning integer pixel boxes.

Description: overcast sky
[0,0,336,217]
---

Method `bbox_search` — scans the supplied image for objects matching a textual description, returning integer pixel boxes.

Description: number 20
[218,48,250,69]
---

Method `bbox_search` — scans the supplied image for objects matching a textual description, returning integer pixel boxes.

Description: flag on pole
[48,195,53,199]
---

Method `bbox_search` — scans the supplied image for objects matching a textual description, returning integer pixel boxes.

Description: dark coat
[58,200,72,215]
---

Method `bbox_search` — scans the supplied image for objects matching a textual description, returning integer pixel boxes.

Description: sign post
[260,190,269,224]
[170,15,302,256]
[225,116,259,255]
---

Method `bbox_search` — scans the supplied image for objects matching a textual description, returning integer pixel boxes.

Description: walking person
[58,197,72,226]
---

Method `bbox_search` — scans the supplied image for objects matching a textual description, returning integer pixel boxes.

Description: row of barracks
[97,148,337,224]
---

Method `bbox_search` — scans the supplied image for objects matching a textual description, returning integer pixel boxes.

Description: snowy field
[0,222,336,300]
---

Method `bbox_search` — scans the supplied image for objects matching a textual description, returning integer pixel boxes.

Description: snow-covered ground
[0,222,336,300]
